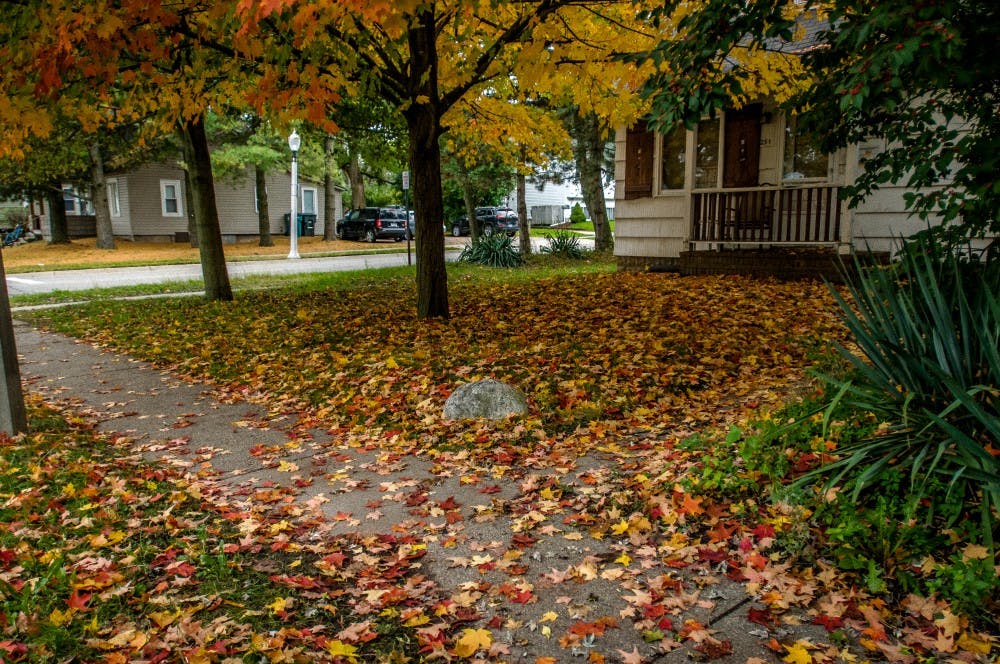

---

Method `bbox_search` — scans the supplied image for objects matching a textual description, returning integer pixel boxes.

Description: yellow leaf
[563,532,583,541]
[454,628,492,658]
[326,639,359,661]
[541,625,552,638]
[148,610,178,628]
[49,607,74,627]
[783,642,812,664]
[404,612,430,627]
[611,519,629,535]
[956,632,992,655]
[539,486,561,500]
[539,611,558,623]
[961,543,989,561]
[268,596,290,614]
[615,552,631,567]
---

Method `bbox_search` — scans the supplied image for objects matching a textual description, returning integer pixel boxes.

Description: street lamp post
[288,131,301,259]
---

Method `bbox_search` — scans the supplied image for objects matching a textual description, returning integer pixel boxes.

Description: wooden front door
[723,104,762,188]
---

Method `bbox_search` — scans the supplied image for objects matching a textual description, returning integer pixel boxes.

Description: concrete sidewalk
[13,319,825,662]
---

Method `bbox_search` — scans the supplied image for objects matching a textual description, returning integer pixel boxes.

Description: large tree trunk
[45,185,70,244]
[516,170,530,255]
[406,8,449,319]
[323,135,338,240]
[180,114,233,302]
[571,110,613,252]
[88,142,116,250]
[256,165,273,247]
[342,148,365,209]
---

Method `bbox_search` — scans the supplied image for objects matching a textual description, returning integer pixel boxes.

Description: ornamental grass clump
[812,238,999,549]
[541,231,588,259]
[458,234,523,268]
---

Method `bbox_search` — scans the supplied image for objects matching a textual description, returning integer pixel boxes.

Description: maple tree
[0,0,255,299]
[239,0,666,318]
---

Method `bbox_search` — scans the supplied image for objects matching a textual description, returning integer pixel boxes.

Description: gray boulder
[443,379,528,420]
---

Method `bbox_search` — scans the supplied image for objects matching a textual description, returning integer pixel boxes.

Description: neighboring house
[37,162,344,243]
[613,102,967,279]
[500,178,615,225]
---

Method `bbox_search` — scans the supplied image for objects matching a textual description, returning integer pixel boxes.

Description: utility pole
[0,252,27,435]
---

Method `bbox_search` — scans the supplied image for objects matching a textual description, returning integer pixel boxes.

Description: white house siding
[850,185,927,254]
[613,127,688,269]
[501,179,616,222]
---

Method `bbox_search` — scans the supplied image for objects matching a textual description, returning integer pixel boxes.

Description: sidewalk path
[13,318,823,662]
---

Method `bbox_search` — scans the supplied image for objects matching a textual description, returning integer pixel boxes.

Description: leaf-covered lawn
[36,271,845,440]
[0,397,425,662]
[16,270,998,662]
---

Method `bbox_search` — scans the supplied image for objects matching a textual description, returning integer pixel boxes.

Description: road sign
[402,171,410,191]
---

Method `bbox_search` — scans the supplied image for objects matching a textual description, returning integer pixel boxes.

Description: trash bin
[282,213,317,237]
[299,213,316,237]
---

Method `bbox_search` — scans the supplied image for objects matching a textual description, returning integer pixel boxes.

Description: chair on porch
[725,187,775,243]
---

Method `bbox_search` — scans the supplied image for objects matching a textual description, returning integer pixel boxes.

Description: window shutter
[625,122,654,200]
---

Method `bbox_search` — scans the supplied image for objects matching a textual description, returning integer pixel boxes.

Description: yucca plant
[458,234,523,267]
[541,231,587,259]
[809,238,1000,548]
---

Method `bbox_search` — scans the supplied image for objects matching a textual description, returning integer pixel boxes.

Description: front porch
[689,185,843,248]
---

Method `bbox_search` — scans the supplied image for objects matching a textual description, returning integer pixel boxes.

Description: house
[612,103,944,279]
[35,162,343,243]
[499,177,615,225]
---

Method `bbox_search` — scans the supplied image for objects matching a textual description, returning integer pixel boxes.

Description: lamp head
[288,131,301,153]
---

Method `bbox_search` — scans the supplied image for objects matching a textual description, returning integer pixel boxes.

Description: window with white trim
[107,179,121,217]
[301,187,317,214]
[160,180,183,217]
[783,116,828,181]
[62,185,90,215]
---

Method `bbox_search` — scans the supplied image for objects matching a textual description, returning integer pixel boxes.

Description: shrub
[458,234,522,267]
[808,238,1000,548]
[540,231,587,259]
[569,203,586,225]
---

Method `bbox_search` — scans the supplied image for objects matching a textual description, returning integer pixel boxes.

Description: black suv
[450,207,519,237]
[337,208,408,242]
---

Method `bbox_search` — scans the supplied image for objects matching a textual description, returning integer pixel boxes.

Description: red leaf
[813,614,844,632]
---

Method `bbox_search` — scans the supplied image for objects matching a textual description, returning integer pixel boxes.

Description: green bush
[458,234,522,268]
[811,239,1000,548]
[540,231,588,259]
[569,203,586,225]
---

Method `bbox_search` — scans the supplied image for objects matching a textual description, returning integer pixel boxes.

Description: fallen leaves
[16,271,1000,663]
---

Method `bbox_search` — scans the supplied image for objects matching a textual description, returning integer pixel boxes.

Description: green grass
[528,220,614,236]
[10,254,617,308]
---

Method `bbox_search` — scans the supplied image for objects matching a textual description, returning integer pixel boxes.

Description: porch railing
[691,185,842,246]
